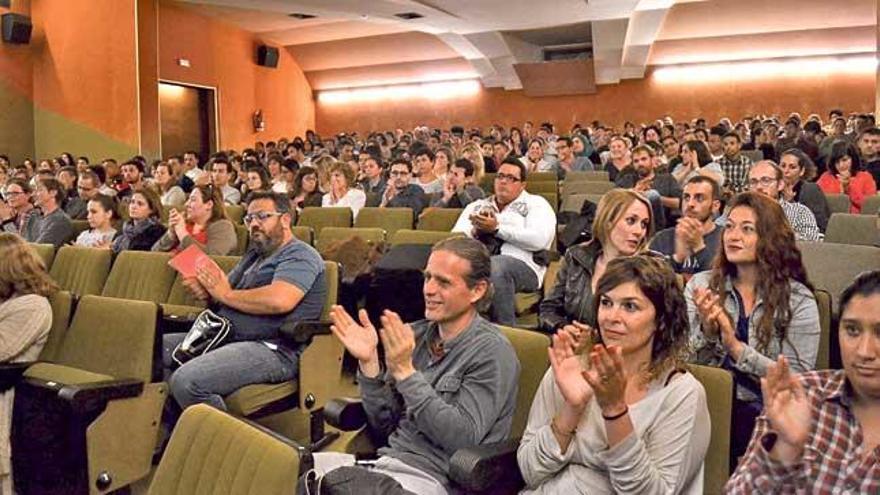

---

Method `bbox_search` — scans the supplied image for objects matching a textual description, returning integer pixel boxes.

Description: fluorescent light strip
[652,55,878,84]
[318,79,481,105]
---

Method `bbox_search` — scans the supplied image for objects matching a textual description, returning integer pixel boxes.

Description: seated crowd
[1,109,879,493]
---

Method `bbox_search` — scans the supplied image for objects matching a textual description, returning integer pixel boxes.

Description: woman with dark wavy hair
[520,255,710,493]
[685,191,819,465]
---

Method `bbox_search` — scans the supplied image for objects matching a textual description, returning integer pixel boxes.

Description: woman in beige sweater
[0,233,56,493]
[152,184,237,255]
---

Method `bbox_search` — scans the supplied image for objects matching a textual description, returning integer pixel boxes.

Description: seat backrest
[148,404,300,495]
[561,193,604,213]
[563,180,616,197]
[564,170,610,183]
[291,225,314,246]
[389,229,463,247]
[39,290,74,362]
[497,326,550,437]
[824,213,880,246]
[49,246,113,297]
[232,224,249,255]
[166,255,241,307]
[224,204,245,224]
[322,261,339,321]
[742,149,765,163]
[417,207,463,231]
[537,191,558,212]
[56,295,159,382]
[824,194,851,214]
[297,207,352,235]
[543,261,561,299]
[798,241,880,315]
[525,181,558,193]
[687,364,733,495]
[861,195,880,216]
[815,289,832,370]
[102,251,177,303]
[355,207,414,237]
[479,173,497,194]
[28,243,56,271]
[315,227,385,255]
[70,219,90,239]
[528,172,557,183]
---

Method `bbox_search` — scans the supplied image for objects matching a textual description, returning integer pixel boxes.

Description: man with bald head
[747,160,822,241]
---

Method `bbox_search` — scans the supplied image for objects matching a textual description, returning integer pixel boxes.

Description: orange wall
[158,1,314,153]
[0,0,35,163]
[315,69,876,135]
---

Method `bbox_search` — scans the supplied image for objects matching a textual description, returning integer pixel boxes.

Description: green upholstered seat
[297,207,352,235]
[417,207,463,231]
[354,207,414,238]
[687,364,734,495]
[49,246,112,297]
[389,229,463,247]
[101,250,176,303]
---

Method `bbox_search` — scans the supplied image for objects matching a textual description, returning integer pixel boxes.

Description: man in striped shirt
[725,270,880,494]
[748,161,822,242]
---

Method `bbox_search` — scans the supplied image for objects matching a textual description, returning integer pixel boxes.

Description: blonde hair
[0,233,58,301]
[591,189,654,251]
[311,154,337,192]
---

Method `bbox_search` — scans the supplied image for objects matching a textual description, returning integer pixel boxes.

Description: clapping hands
[762,356,811,463]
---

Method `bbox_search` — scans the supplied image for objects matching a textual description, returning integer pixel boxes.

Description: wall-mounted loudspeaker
[257,45,279,68]
[2,13,31,44]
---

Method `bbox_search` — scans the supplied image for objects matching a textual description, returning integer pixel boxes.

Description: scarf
[114,217,159,252]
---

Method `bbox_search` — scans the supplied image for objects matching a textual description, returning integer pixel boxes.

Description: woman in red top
[816,141,877,213]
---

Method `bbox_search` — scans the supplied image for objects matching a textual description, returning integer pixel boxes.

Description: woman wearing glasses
[152,185,237,255]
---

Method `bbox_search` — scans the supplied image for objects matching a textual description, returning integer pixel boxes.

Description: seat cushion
[160,303,204,320]
[515,292,540,315]
[24,362,115,385]
[225,381,298,417]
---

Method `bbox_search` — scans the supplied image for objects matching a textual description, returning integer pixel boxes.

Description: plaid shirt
[779,198,823,242]
[725,370,880,494]
[718,154,753,193]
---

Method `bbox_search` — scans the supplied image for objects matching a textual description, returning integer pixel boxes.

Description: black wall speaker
[257,45,279,68]
[2,13,31,44]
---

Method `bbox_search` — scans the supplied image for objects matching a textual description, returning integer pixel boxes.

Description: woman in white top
[520,138,553,172]
[153,161,186,208]
[322,161,366,219]
[433,147,454,182]
[518,255,710,494]
[74,194,118,248]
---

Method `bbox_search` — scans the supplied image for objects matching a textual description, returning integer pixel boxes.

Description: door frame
[157,79,221,159]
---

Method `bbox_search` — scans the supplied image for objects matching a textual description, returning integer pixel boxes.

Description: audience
[152,185,236,255]
[321,161,366,219]
[0,179,37,238]
[0,233,57,494]
[520,138,553,173]
[210,156,241,205]
[553,136,594,179]
[817,141,878,213]
[429,158,484,209]
[317,237,519,494]
[290,166,322,212]
[519,255,710,494]
[650,176,723,275]
[153,160,187,209]
[358,155,386,196]
[778,149,831,231]
[540,189,653,332]
[111,188,166,254]
[718,131,753,194]
[453,158,556,326]
[747,161,822,241]
[24,178,73,248]
[368,158,429,218]
[686,192,819,464]
[74,194,118,248]
[725,270,880,493]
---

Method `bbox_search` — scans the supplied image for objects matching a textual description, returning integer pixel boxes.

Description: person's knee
[491,256,515,283]
[168,367,205,408]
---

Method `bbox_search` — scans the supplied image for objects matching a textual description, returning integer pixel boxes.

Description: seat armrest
[279,321,332,344]
[448,438,524,493]
[324,397,367,431]
[0,362,33,391]
[23,376,144,415]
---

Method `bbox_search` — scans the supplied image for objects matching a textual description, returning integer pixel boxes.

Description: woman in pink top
[816,141,877,213]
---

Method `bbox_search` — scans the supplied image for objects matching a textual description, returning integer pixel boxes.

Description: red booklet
[168,244,209,279]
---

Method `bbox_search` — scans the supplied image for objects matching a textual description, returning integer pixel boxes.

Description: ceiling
[174,0,877,91]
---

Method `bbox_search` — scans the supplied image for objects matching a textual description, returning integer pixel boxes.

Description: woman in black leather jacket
[539,189,654,332]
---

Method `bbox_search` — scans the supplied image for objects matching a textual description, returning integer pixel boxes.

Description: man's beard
[250,225,282,255]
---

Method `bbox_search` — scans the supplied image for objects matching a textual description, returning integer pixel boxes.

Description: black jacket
[538,241,602,333]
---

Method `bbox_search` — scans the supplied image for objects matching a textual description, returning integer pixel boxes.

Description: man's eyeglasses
[244,211,283,224]
[389,170,410,177]
[495,173,522,183]
[747,177,777,188]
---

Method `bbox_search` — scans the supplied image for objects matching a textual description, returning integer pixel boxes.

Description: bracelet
[602,406,629,421]
[550,417,576,438]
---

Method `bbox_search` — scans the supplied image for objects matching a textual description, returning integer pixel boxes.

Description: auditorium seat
[815,289,832,369]
[28,243,55,270]
[148,404,301,495]
[39,290,74,363]
[742,149,765,163]
[49,245,113,297]
[418,207,463,231]
[354,206,414,237]
[233,223,249,255]
[297,207,353,235]
[687,364,734,493]
[537,191,558,212]
[861,194,880,216]
[479,173,497,193]
[524,181,558,194]
[564,170,610,183]
[12,295,165,494]
[562,180,617,198]
[101,250,176,302]
[224,204,245,224]
[70,219,90,240]
[162,255,241,318]
[527,171,557,183]
[389,229,463,247]
[798,242,880,316]
[824,213,880,246]
[561,193,604,213]
[292,225,314,245]
[824,194,851,214]
[316,227,385,255]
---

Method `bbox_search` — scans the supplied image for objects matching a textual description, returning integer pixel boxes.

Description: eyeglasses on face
[244,211,282,224]
[389,170,410,177]
[495,173,522,183]
[747,177,777,188]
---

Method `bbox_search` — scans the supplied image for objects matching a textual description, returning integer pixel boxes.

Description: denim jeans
[162,333,299,411]
[490,254,539,326]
